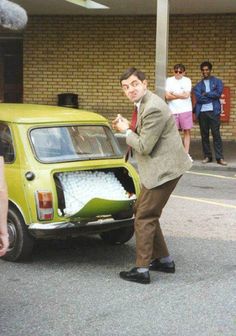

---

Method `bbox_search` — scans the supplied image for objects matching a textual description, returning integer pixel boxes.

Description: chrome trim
[29,216,134,230]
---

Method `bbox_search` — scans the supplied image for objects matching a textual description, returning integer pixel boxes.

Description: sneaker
[202,157,212,164]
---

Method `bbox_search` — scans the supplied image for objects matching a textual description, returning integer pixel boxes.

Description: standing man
[165,64,193,160]
[193,61,227,165]
[113,67,192,284]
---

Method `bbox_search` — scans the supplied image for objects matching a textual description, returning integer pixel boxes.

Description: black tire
[1,207,34,262]
[100,225,134,245]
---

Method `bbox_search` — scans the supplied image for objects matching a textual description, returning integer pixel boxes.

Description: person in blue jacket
[193,61,227,165]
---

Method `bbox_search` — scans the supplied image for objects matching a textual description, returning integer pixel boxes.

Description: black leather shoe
[202,157,212,164]
[149,259,175,273]
[216,159,227,166]
[119,267,150,284]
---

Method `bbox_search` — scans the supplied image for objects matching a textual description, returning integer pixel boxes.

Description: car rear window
[30,125,122,163]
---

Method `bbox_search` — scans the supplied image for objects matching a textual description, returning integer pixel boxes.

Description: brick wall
[23,14,236,140]
[168,15,236,140]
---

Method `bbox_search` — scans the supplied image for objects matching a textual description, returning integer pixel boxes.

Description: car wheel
[2,207,34,262]
[100,226,134,245]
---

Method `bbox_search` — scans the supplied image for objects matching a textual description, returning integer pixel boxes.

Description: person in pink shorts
[165,64,193,161]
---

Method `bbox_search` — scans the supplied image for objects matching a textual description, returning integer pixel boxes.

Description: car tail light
[36,191,54,220]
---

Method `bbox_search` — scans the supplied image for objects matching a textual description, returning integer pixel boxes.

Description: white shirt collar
[135,100,142,112]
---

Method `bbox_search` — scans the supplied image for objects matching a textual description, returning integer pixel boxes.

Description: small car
[0,104,140,262]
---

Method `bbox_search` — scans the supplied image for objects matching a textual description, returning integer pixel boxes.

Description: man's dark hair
[119,67,146,84]
[200,61,212,70]
[174,64,185,72]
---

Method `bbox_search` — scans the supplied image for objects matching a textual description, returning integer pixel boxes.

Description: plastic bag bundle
[58,171,131,216]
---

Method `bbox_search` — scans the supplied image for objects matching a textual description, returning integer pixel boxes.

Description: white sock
[137,267,149,273]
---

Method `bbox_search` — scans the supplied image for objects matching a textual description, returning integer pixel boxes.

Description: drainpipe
[155,0,169,100]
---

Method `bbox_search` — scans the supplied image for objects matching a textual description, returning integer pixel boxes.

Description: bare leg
[183,129,191,153]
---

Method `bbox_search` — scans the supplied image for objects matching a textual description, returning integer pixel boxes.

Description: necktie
[125,106,138,161]
[130,105,138,131]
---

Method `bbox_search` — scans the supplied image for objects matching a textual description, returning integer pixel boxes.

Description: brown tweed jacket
[126,90,192,189]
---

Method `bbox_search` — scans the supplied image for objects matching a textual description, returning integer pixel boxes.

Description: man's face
[174,68,185,80]
[121,74,147,103]
[201,66,211,79]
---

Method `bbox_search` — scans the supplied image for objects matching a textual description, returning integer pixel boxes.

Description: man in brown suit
[113,67,192,284]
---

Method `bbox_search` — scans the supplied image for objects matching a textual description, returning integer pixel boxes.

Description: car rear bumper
[29,216,134,239]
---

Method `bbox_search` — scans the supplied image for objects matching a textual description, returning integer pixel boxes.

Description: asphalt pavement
[0,136,235,336]
[1,170,235,336]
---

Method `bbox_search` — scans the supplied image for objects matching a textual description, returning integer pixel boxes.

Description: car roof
[0,104,108,124]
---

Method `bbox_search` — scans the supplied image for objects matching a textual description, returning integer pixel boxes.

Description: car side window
[0,123,15,163]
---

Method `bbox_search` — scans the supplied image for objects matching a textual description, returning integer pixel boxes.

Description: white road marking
[187,171,236,180]
[172,194,236,209]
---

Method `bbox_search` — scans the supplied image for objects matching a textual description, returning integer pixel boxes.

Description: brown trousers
[134,176,181,267]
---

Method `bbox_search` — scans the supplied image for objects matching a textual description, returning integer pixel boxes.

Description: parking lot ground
[0,166,236,336]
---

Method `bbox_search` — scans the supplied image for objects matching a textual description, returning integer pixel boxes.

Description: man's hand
[112,114,130,133]
[0,232,9,257]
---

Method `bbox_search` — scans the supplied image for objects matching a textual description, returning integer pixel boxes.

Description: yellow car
[0,104,140,262]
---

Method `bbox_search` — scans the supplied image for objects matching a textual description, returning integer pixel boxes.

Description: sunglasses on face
[174,70,183,74]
